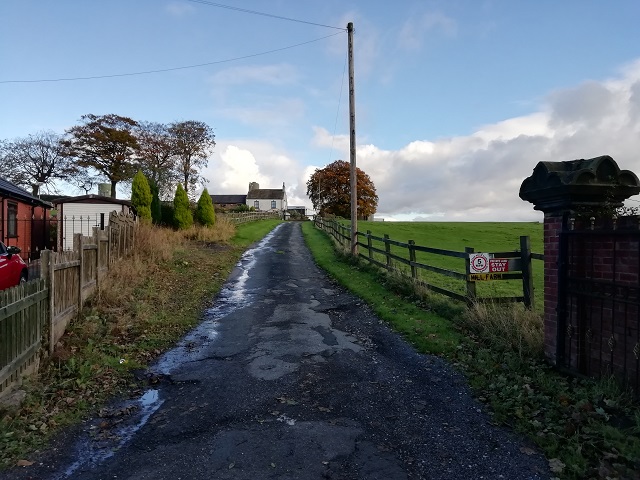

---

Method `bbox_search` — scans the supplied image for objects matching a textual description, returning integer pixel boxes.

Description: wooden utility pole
[347,22,358,256]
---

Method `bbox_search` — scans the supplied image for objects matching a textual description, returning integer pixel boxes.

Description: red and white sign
[469,254,510,273]
[470,253,490,273]
[489,259,509,272]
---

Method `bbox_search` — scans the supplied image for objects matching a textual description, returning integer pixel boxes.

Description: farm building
[211,181,288,215]
[210,194,247,210]
[51,194,135,250]
[246,182,287,213]
[0,177,53,260]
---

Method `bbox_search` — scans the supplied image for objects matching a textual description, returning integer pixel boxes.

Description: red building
[0,177,53,260]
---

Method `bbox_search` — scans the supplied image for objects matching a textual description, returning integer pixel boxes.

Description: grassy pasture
[354,221,545,308]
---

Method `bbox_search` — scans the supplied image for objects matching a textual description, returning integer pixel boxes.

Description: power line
[0,32,343,84]
[327,53,348,165]
[186,0,345,31]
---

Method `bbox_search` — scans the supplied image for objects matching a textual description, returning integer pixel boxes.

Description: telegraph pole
[347,22,358,256]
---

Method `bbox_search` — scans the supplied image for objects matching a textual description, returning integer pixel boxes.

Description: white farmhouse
[246,182,287,213]
[52,194,135,250]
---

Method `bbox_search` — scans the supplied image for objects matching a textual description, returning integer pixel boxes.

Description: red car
[0,242,28,290]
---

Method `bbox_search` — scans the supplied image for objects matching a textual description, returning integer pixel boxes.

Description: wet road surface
[6,222,549,479]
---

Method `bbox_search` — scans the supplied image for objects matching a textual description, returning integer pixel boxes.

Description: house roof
[211,194,247,204]
[0,177,53,208]
[247,189,285,200]
[50,194,133,207]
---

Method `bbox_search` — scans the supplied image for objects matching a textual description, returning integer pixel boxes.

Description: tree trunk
[111,181,117,198]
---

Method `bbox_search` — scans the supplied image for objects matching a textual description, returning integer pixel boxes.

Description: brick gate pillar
[519,155,640,364]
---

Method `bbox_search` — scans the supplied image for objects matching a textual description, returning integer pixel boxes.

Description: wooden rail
[220,211,282,225]
[0,212,136,397]
[314,217,542,307]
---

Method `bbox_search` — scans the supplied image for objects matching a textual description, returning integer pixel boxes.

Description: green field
[344,221,544,309]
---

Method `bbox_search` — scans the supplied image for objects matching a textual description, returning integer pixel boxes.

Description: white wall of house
[58,202,131,250]
[247,198,287,211]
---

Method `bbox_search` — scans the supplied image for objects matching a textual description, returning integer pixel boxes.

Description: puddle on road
[153,223,283,375]
[59,389,163,479]
[57,224,283,478]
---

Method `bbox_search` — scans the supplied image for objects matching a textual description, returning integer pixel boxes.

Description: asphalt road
[5,222,549,480]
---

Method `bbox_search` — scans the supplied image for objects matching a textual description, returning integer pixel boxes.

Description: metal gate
[558,217,640,397]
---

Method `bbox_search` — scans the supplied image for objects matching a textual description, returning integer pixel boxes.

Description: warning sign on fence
[469,273,504,281]
[469,253,510,280]
[470,253,491,273]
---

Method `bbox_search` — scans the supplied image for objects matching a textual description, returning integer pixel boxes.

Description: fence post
[465,246,476,305]
[520,235,534,309]
[40,250,55,355]
[367,230,373,261]
[76,234,83,308]
[93,227,100,295]
[107,222,112,269]
[384,234,391,270]
[409,240,417,279]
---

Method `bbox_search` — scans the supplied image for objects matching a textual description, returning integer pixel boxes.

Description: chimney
[282,182,285,191]
[249,182,259,192]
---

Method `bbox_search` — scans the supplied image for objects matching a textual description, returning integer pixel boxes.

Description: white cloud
[398,12,457,50]
[311,59,640,221]
[216,98,305,127]
[210,64,300,86]
[202,141,311,209]
[201,59,640,222]
[165,2,194,16]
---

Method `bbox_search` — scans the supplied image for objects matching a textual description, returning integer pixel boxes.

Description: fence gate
[558,217,640,397]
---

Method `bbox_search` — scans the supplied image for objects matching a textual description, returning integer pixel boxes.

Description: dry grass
[181,217,236,243]
[460,301,544,358]
[93,220,237,343]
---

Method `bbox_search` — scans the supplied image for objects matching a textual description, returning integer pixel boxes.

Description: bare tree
[0,131,77,196]
[168,120,215,197]
[136,121,180,200]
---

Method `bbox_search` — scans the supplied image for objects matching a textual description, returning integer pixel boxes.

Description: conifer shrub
[195,188,216,226]
[131,171,152,222]
[173,183,193,230]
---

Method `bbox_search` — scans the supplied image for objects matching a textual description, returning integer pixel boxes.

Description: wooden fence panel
[0,213,137,395]
[315,217,541,306]
[220,211,281,224]
[0,279,47,395]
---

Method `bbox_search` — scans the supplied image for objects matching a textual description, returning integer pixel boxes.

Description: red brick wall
[543,213,563,363]
[548,215,640,393]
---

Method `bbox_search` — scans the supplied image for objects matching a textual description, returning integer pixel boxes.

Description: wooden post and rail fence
[0,212,136,397]
[220,211,282,225]
[314,216,543,307]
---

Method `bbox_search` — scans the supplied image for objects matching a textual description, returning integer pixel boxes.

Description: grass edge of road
[0,220,282,472]
[301,221,640,480]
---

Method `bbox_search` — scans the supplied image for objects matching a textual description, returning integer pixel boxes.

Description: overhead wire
[327,53,348,165]
[185,0,345,31]
[0,32,343,84]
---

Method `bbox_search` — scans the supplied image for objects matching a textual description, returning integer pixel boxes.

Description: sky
[2,1,640,222]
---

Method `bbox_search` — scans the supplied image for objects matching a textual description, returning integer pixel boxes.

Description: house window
[7,203,17,237]
[254,200,260,209]
[271,200,276,209]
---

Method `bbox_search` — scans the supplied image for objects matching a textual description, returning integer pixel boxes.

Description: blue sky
[2,1,640,221]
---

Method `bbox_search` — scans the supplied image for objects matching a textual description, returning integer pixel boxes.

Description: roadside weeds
[300,221,640,480]
[0,220,281,471]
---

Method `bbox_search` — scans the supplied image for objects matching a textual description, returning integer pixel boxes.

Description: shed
[0,177,53,260]
[51,195,135,250]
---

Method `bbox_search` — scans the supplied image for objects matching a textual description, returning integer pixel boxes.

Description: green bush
[195,188,216,226]
[173,184,193,230]
[131,171,152,221]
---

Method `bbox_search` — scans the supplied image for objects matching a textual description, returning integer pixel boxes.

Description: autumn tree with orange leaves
[306,160,378,218]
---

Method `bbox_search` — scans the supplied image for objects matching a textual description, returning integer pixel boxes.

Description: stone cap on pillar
[519,155,640,213]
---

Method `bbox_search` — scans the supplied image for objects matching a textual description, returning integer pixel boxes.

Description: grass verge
[301,222,640,480]
[0,219,281,471]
